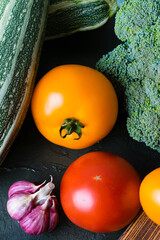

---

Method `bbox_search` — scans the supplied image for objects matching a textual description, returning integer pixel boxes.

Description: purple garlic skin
[8,180,45,198]
[7,193,34,221]
[48,196,59,232]
[20,202,49,235]
[7,176,58,235]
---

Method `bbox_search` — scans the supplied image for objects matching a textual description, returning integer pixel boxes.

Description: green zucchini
[0,0,49,164]
[46,0,118,40]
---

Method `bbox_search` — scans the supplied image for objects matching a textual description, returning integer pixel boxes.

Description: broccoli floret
[126,80,160,151]
[96,43,133,90]
[129,22,160,58]
[96,0,160,152]
[115,0,160,42]
[127,107,160,152]
[128,23,160,107]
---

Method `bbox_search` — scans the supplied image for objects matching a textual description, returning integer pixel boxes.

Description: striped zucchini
[46,0,119,40]
[0,0,49,164]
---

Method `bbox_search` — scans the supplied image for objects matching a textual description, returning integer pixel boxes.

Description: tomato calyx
[59,118,84,140]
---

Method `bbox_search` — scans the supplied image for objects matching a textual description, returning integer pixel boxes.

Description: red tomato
[60,152,141,233]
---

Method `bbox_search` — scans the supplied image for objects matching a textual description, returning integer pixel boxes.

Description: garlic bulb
[7,176,58,235]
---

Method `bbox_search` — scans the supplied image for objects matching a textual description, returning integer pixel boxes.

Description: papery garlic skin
[7,193,34,221]
[48,197,59,232]
[7,176,58,235]
[19,201,49,235]
[8,180,45,198]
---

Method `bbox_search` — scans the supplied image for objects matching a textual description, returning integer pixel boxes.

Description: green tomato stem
[59,118,84,140]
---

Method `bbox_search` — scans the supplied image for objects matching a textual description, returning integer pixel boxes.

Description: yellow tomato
[140,168,160,225]
[31,65,118,149]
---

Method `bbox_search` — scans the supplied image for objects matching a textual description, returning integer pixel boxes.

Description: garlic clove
[19,199,50,235]
[48,197,59,232]
[34,178,55,205]
[7,176,59,235]
[7,193,34,221]
[8,180,46,197]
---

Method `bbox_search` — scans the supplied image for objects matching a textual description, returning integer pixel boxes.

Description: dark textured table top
[1,16,160,240]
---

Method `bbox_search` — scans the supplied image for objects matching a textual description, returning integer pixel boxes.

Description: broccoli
[96,0,160,152]
[115,0,160,42]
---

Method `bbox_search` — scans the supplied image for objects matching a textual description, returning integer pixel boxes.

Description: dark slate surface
[1,16,160,240]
